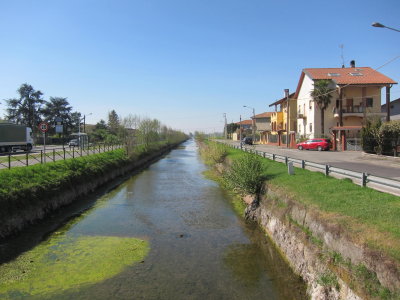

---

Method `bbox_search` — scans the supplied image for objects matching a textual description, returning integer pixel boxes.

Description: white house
[294,62,397,149]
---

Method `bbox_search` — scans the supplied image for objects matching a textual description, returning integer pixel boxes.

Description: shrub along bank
[201,141,400,299]
[0,140,186,239]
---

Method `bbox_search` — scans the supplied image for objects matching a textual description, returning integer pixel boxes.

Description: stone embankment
[213,160,399,300]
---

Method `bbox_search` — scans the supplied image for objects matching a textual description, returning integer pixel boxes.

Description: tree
[226,123,239,138]
[137,118,160,147]
[42,97,72,135]
[310,80,334,135]
[107,110,120,135]
[70,111,82,133]
[380,120,400,155]
[5,83,45,135]
[94,119,108,130]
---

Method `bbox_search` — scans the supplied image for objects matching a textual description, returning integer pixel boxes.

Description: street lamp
[243,105,256,142]
[372,22,400,33]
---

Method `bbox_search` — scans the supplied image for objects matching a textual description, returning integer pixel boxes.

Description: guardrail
[0,144,125,169]
[227,144,400,196]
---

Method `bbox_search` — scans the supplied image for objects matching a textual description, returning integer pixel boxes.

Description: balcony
[297,110,306,119]
[333,106,384,118]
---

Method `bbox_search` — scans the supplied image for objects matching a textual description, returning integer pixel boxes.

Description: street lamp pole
[372,22,400,33]
[243,105,256,142]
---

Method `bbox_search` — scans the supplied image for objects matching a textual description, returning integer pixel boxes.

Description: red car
[296,138,331,151]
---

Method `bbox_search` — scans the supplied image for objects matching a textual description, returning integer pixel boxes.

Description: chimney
[350,60,355,68]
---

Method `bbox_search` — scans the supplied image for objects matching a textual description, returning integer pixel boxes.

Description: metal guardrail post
[63,148,66,160]
[301,160,305,169]
[8,153,11,169]
[26,152,29,166]
[362,172,368,187]
[53,149,56,162]
[285,156,288,165]
[273,154,276,161]
[72,147,75,158]
[41,150,43,164]
[325,165,330,176]
[263,152,266,158]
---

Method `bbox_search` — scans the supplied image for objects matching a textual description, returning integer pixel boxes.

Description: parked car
[242,137,253,145]
[296,138,331,151]
[68,139,79,147]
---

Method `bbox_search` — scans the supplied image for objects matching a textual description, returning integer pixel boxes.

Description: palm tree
[310,80,334,135]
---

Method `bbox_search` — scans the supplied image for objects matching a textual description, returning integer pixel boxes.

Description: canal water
[0,140,307,299]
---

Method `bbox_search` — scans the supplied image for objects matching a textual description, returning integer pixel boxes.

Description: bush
[199,142,228,165]
[223,153,265,195]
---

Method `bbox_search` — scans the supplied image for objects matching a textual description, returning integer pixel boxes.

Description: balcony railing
[333,106,366,116]
[297,110,306,118]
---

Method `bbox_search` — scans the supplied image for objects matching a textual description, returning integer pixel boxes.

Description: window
[309,123,313,132]
[309,101,312,110]
[366,98,373,107]
[328,73,340,77]
[299,124,301,132]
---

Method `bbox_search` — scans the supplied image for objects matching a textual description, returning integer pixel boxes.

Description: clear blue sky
[0,0,399,133]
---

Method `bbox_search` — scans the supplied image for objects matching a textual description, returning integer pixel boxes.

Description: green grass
[0,233,149,298]
[0,141,183,238]
[224,146,400,264]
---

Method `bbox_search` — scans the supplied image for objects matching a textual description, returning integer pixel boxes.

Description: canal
[0,140,307,299]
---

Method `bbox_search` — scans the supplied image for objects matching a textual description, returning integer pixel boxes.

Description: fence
[228,144,400,196]
[0,144,124,169]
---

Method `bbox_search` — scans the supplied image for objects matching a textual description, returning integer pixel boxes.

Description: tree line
[2,83,187,146]
[3,83,80,137]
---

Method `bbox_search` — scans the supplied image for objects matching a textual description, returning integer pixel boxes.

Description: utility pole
[252,107,256,142]
[239,115,242,149]
[223,113,227,140]
[285,89,290,148]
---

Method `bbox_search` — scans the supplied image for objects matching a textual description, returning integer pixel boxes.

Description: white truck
[0,123,34,153]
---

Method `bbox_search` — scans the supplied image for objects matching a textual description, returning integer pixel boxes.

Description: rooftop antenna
[339,44,345,68]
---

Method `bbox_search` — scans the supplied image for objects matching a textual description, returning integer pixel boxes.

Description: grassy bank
[201,141,400,298]
[0,140,185,239]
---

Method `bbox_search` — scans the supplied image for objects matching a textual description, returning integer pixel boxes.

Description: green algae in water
[0,234,149,298]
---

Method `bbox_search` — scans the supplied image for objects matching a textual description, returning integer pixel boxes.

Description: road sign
[55,124,63,133]
[38,122,49,133]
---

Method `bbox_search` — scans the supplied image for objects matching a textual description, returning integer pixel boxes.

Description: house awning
[331,126,362,131]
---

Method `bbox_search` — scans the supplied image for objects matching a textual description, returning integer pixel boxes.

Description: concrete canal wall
[212,160,400,299]
[0,142,185,240]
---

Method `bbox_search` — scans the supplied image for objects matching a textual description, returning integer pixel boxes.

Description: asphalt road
[225,140,400,181]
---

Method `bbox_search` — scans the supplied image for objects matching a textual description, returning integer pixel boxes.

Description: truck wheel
[26,144,32,152]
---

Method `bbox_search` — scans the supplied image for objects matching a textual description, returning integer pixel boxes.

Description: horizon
[0,0,399,133]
